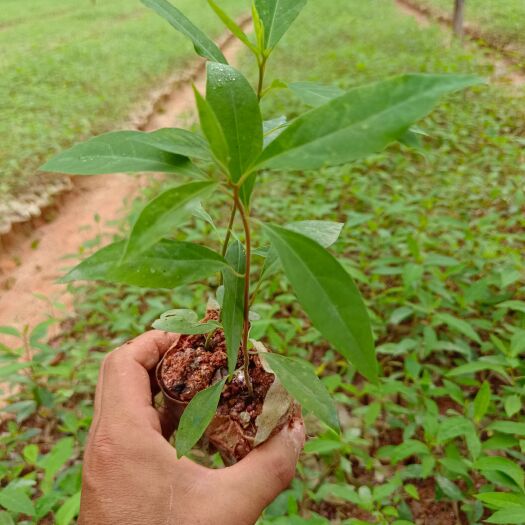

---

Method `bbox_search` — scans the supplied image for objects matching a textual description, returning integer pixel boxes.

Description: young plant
[41,0,482,459]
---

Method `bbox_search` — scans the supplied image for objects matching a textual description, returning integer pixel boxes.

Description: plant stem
[204,329,217,351]
[221,202,237,257]
[256,55,268,101]
[233,188,254,397]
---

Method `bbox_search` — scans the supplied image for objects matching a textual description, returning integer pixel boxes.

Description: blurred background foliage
[1,0,525,523]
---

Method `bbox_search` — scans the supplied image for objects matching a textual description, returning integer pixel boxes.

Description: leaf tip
[39,157,58,173]
[57,272,74,284]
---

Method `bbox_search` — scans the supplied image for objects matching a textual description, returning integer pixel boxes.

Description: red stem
[233,189,254,397]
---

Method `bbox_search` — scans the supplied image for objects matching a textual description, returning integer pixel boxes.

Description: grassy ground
[0,0,243,202]
[1,0,525,523]
[413,0,525,56]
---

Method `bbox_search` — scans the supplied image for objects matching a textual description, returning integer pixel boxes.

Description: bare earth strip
[0,21,250,348]
[395,0,525,87]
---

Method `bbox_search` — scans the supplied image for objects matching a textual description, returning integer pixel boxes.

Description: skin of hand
[78,330,305,525]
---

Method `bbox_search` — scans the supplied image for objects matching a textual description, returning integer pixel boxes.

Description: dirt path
[0,23,249,348]
[395,0,525,87]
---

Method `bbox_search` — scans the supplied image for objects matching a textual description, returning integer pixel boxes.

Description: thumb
[222,418,305,512]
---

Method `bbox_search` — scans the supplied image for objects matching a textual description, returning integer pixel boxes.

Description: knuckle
[91,431,118,453]
[86,430,120,467]
[102,348,122,370]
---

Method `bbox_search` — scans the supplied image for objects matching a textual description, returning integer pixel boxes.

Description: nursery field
[0,0,243,202]
[412,0,525,55]
[1,0,525,524]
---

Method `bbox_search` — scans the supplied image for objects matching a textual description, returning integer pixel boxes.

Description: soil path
[395,0,525,87]
[0,23,249,348]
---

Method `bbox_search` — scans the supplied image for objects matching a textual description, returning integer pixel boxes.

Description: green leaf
[262,78,288,99]
[251,0,265,52]
[239,172,257,207]
[304,438,344,454]
[465,426,482,459]
[193,86,230,169]
[190,201,217,231]
[261,353,339,431]
[262,223,378,383]
[261,220,343,272]
[261,220,344,281]
[35,493,61,520]
[0,363,30,378]
[434,313,481,344]
[41,131,196,175]
[0,511,15,525]
[439,458,469,477]
[483,434,519,451]
[424,254,461,267]
[124,181,217,258]
[176,378,226,457]
[317,483,360,505]
[30,319,54,348]
[364,401,381,427]
[0,327,20,337]
[206,62,263,181]
[476,492,525,509]
[475,456,525,493]
[62,240,229,289]
[152,309,220,335]
[38,437,75,491]
[446,360,510,381]
[207,0,258,54]
[263,116,288,146]
[222,241,246,375]
[0,488,35,516]
[505,395,522,418]
[289,81,344,107]
[286,220,344,247]
[389,440,430,465]
[256,74,482,171]
[129,128,212,160]
[497,300,525,314]
[55,491,81,525]
[486,508,525,524]
[436,475,464,501]
[389,306,414,325]
[473,381,491,423]
[373,480,400,502]
[488,421,525,436]
[398,127,427,149]
[23,444,39,465]
[437,416,478,452]
[404,484,420,500]
[254,0,307,50]
[140,0,227,63]
[511,330,525,357]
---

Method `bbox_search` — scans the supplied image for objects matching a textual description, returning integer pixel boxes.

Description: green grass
[0,0,244,202]
[414,0,525,52]
[2,0,525,523]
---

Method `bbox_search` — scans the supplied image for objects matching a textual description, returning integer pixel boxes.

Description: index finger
[93,330,180,430]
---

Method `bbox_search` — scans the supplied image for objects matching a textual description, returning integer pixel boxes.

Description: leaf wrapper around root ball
[156,307,297,465]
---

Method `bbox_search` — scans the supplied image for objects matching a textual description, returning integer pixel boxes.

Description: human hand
[79,331,305,525]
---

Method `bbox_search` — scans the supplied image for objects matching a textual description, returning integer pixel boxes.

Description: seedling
[42,0,481,461]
